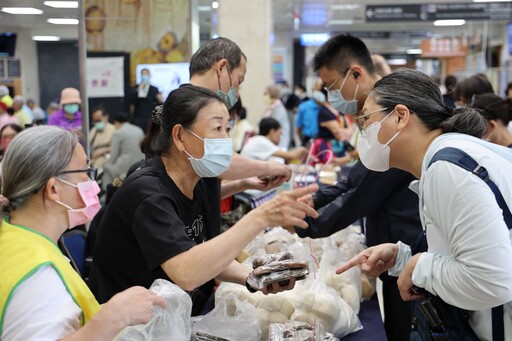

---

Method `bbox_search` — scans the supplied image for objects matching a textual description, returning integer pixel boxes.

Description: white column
[217,0,273,128]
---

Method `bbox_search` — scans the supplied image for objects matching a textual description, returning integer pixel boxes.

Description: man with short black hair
[300,33,423,341]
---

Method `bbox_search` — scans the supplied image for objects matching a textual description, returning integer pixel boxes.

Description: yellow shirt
[0,220,100,335]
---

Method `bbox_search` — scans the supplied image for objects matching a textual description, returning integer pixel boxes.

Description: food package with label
[247,252,309,291]
[268,320,340,341]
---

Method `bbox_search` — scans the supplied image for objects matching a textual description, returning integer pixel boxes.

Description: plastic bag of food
[319,238,362,313]
[192,292,261,341]
[290,277,362,338]
[115,279,192,341]
[247,251,309,291]
[247,267,309,291]
[268,320,340,341]
[252,251,293,268]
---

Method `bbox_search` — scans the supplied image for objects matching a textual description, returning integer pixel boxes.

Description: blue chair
[58,229,90,279]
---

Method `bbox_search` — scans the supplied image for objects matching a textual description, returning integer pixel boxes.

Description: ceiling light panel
[1,7,43,15]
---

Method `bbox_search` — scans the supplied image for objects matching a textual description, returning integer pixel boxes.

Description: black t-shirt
[90,156,216,315]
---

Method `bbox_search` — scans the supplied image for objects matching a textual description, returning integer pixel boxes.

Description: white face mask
[357,110,401,172]
[184,129,233,177]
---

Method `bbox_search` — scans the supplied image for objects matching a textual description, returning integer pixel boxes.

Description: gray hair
[368,68,487,138]
[189,37,246,76]
[1,126,77,217]
[266,85,281,99]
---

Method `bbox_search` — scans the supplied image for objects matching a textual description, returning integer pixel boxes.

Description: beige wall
[217,0,273,128]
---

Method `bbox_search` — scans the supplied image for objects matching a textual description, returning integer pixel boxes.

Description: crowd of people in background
[2,33,512,340]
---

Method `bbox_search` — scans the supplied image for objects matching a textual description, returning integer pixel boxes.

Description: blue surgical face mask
[63,104,79,115]
[95,121,106,131]
[184,128,233,177]
[217,66,238,110]
[326,71,359,114]
[141,74,150,83]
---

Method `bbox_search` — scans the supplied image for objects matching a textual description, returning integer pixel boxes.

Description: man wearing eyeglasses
[294,33,423,341]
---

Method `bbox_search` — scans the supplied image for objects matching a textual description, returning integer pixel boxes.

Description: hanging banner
[86,56,125,97]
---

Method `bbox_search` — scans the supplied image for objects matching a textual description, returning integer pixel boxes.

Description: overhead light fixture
[1,7,43,15]
[387,58,407,65]
[212,1,219,9]
[433,20,466,26]
[32,35,61,41]
[44,1,78,8]
[407,49,423,54]
[47,18,79,25]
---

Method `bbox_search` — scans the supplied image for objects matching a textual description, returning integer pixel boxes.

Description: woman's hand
[100,286,167,329]
[257,184,319,229]
[336,243,398,278]
[397,253,424,301]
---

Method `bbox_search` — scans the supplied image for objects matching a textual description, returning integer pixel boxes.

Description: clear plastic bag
[115,279,192,341]
[192,292,261,341]
[268,321,340,341]
[319,238,362,313]
[289,277,362,338]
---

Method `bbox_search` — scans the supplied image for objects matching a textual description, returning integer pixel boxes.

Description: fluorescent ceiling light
[47,18,78,25]
[388,59,407,65]
[1,7,43,15]
[407,49,423,54]
[212,1,219,9]
[32,35,61,41]
[433,20,466,26]
[44,1,78,8]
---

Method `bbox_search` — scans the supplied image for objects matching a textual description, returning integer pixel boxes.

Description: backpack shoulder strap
[428,147,512,229]
[428,147,508,341]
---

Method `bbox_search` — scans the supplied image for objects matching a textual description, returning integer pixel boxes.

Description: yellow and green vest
[0,220,100,335]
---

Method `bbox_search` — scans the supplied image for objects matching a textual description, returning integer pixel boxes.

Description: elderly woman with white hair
[263,84,291,150]
[0,126,166,340]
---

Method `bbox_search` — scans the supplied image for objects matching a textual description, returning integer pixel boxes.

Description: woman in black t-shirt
[90,85,318,315]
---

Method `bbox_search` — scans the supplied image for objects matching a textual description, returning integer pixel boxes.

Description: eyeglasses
[323,75,343,92]
[355,107,389,133]
[58,166,97,181]
[323,68,350,92]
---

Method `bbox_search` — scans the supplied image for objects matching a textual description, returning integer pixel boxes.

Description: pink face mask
[55,178,101,229]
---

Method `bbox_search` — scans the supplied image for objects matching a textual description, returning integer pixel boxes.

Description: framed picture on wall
[0,60,5,78]
[7,59,20,78]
